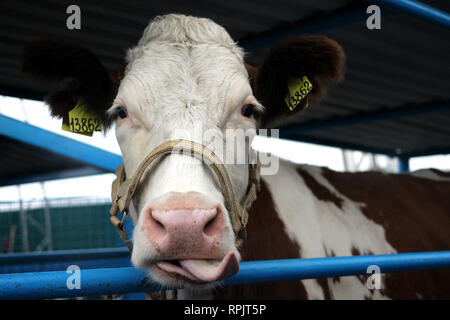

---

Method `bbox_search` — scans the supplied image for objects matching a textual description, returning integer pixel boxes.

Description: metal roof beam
[240,0,449,53]
[374,0,450,28]
[0,115,122,174]
[279,101,450,135]
[403,146,450,158]
[239,3,373,52]
[0,85,45,102]
[0,166,106,187]
[277,133,399,157]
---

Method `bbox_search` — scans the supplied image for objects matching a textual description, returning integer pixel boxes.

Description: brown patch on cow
[351,247,374,257]
[352,247,361,256]
[216,180,308,299]
[331,277,340,284]
[244,62,257,92]
[321,168,450,299]
[316,278,332,300]
[297,168,343,209]
[109,64,127,85]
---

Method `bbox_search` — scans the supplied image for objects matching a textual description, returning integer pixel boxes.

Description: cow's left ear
[252,35,345,128]
[22,40,125,128]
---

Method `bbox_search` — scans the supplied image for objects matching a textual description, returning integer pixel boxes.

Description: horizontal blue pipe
[1,251,449,299]
[374,0,450,28]
[0,115,122,173]
[0,166,105,187]
[0,247,130,265]
[0,247,131,274]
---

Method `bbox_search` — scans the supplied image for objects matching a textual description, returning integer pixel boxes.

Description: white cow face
[108,15,261,288]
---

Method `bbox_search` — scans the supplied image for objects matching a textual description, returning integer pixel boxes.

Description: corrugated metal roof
[0,0,449,183]
[282,2,450,156]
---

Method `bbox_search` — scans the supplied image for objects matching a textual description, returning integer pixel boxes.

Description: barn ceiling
[0,0,449,169]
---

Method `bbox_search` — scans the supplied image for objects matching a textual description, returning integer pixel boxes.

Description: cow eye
[241,104,254,118]
[117,106,128,119]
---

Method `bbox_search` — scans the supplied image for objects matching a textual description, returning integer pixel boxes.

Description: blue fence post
[398,156,410,172]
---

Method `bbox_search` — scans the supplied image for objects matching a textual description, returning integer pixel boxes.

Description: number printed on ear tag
[62,119,93,136]
[284,75,313,111]
[61,99,102,136]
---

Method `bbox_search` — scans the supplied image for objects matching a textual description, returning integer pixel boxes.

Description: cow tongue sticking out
[156,251,239,282]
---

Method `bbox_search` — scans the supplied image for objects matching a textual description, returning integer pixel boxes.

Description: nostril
[203,208,220,236]
[153,217,166,231]
[146,210,167,239]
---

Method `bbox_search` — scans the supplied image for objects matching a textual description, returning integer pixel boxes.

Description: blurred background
[0,0,449,256]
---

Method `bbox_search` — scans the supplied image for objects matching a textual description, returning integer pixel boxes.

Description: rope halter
[109,139,260,251]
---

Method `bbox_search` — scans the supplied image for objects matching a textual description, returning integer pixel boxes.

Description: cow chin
[130,192,241,289]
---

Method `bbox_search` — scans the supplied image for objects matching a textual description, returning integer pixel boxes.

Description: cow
[22,14,450,299]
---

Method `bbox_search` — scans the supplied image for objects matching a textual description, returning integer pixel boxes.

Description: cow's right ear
[251,35,345,128]
[22,40,124,127]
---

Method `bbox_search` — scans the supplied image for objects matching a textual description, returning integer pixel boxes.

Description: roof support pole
[398,155,410,173]
[17,186,29,253]
[374,0,450,28]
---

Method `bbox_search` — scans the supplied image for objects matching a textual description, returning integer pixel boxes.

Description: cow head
[22,14,344,289]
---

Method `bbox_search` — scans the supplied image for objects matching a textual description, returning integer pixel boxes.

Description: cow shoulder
[318,167,450,299]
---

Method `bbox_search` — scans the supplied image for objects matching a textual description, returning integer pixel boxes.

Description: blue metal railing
[0,248,131,274]
[375,0,450,28]
[1,251,449,299]
[0,115,122,177]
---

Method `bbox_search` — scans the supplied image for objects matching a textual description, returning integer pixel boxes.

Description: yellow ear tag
[62,99,102,136]
[284,75,313,111]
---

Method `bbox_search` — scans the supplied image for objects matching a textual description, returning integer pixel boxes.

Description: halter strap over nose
[109,139,260,251]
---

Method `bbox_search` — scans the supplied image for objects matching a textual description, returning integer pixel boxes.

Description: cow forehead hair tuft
[127,14,244,64]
